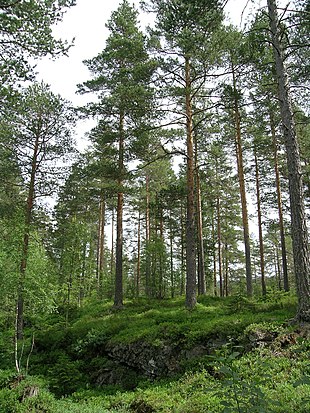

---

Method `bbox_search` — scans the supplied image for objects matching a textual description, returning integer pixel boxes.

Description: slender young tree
[202,137,243,296]
[253,147,267,296]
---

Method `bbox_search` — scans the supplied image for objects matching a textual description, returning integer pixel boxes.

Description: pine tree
[0,0,75,106]
[79,0,155,308]
[4,82,75,340]
[141,0,225,309]
[267,0,310,322]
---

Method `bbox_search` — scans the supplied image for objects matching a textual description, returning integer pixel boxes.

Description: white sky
[35,0,261,150]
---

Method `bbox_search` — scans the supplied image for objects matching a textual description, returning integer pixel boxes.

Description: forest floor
[0,293,310,412]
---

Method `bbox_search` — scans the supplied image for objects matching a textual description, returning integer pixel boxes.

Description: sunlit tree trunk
[270,111,289,291]
[169,210,175,298]
[180,202,185,295]
[196,162,206,295]
[110,207,115,298]
[214,156,223,297]
[217,197,223,297]
[211,211,217,296]
[224,242,229,297]
[97,194,105,298]
[79,241,87,306]
[96,205,101,290]
[254,151,267,296]
[159,207,164,299]
[66,251,75,327]
[99,198,105,285]
[185,56,197,309]
[114,112,124,308]
[136,210,141,297]
[273,246,282,290]
[145,175,151,297]
[232,62,252,296]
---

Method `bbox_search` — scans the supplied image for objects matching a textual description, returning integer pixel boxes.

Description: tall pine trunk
[270,110,289,291]
[136,210,141,297]
[159,207,164,299]
[79,241,87,306]
[185,56,197,309]
[169,210,175,298]
[211,211,217,296]
[254,150,266,296]
[195,152,206,295]
[114,112,125,308]
[180,202,185,295]
[145,175,151,297]
[217,197,223,297]
[232,62,252,296]
[268,0,310,321]
[97,194,105,298]
[110,208,115,297]
[224,242,229,296]
[275,246,282,290]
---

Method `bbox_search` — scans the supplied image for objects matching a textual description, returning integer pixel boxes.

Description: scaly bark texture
[217,197,223,297]
[185,56,197,310]
[224,242,229,297]
[268,0,310,321]
[169,211,175,298]
[270,111,289,291]
[254,151,266,296]
[97,194,105,298]
[159,208,164,299]
[136,210,141,297]
[110,208,115,296]
[114,112,125,309]
[145,175,151,297]
[232,63,252,296]
[212,213,218,296]
[180,203,185,296]
[196,154,206,295]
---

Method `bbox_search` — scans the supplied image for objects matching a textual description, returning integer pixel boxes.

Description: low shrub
[0,373,55,413]
[47,354,85,397]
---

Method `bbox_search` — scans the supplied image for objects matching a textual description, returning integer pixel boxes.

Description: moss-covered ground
[0,293,309,412]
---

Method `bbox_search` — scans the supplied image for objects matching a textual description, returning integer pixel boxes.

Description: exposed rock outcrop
[90,336,230,387]
[85,324,309,388]
[106,341,179,378]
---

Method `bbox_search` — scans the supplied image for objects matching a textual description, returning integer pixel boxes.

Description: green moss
[1,295,305,412]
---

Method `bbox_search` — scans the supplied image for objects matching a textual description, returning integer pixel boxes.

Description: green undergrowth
[1,293,309,412]
[35,293,297,349]
[1,342,309,412]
